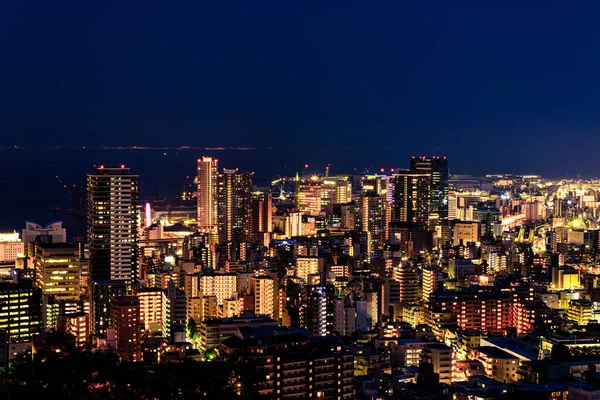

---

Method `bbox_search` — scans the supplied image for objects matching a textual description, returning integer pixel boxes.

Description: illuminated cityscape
[4,2,600,399]
[3,154,600,398]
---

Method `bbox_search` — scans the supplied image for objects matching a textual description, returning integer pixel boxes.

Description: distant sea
[0,146,596,239]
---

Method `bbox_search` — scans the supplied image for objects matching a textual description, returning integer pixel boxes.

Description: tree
[0,345,267,399]
[187,316,198,340]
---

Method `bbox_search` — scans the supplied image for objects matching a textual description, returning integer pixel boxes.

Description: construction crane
[55,175,75,196]
[54,175,86,215]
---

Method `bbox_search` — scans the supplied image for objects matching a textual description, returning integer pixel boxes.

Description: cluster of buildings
[5,157,600,398]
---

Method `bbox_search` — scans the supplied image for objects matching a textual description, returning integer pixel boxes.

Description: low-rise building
[198,315,279,351]
[470,346,519,383]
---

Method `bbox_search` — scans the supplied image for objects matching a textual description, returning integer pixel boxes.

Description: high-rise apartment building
[410,156,449,219]
[301,281,338,337]
[221,335,354,400]
[361,194,390,255]
[196,157,219,237]
[250,192,272,234]
[421,267,440,302]
[87,166,139,284]
[391,171,430,226]
[392,263,419,303]
[295,256,322,282]
[217,169,253,244]
[111,296,141,362]
[422,343,453,384]
[249,276,275,318]
[199,273,238,306]
[138,288,166,334]
[57,312,89,348]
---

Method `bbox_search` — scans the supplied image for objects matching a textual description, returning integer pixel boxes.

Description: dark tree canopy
[0,348,266,400]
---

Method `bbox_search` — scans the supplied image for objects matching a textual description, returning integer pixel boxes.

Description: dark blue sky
[1,1,600,159]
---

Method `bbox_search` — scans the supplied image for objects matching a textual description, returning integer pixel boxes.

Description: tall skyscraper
[87,166,139,284]
[217,169,253,244]
[360,175,391,255]
[361,194,389,255]
[391,171,430,226]
[196,157,219,237]
[410,156,449,219]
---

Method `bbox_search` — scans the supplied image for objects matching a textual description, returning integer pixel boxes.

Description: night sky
[1,1,600,164]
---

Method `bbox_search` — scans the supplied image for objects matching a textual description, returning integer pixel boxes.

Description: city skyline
[5,3,600,398]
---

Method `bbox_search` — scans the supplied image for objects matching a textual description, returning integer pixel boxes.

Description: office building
[391,171,430,226]
[22,221,67,245]
[410,156,449,219]
[34,243,81,301]
[0,281,43,343]
[567,300,593,325]
[111,296,141,362]
[87,166,139,284]
[296,178,324,215]
[217,169,253,244]
[361,174,390,198]
[0,232,24,262]
[321,176,352,205]
[453,221,480,245]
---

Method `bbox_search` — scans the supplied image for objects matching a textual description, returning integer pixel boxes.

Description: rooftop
[473,346,519,360]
